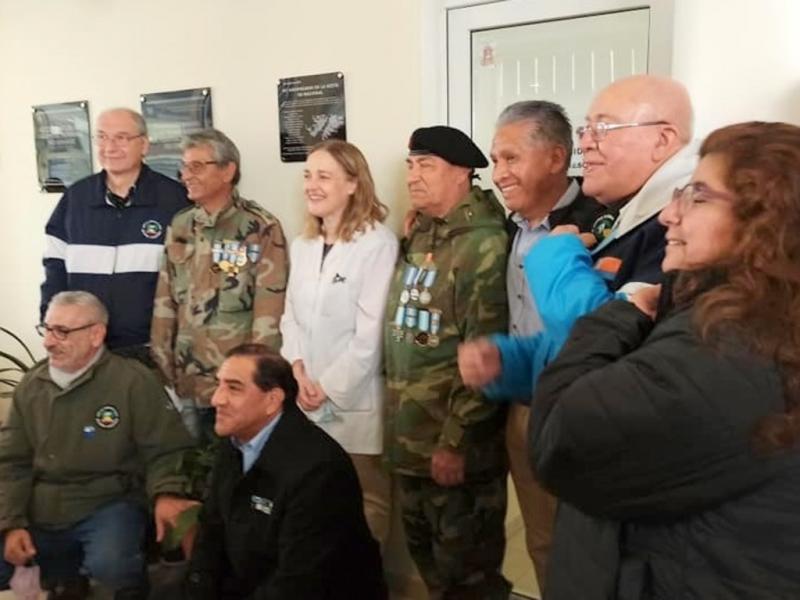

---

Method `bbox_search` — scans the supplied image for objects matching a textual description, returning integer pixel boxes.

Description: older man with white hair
[40,108,188,362]
[459,75,697,596]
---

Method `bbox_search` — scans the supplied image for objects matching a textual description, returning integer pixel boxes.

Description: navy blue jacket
[593,213,666,288]
[41,165,188,349]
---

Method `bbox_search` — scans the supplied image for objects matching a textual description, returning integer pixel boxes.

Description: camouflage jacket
[151,194,288,406]
[384,186,509,478]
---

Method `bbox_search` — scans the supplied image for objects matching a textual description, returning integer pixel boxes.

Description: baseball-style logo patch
[141,220,164,240]
[95,405,121,429]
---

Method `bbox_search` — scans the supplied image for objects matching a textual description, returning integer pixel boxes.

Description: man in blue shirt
[460,100,602,589]
[186,344,386,600]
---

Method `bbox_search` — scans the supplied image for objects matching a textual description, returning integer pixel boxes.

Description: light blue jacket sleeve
[484,235,617,404]
[482,333,539,400]
[525,234,614,346]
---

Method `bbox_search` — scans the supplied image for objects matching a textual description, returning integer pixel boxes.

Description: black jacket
[186,401,387,600]
[530,300,800,600]
[504,179,604,248]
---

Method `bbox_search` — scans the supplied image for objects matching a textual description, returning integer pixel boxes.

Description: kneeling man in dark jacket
[185,344,387,600]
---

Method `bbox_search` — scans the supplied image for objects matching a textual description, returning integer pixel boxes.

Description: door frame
[421,0,675,133]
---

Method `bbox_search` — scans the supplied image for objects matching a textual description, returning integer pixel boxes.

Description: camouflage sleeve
[251,218,289,351]
[150,229,178,386]
[438,230,509,449]
[0,392,34,531]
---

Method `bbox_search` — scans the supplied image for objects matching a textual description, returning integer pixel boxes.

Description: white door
[446,0,675,178]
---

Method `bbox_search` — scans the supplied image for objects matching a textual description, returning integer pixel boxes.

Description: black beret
[408,126,488,168]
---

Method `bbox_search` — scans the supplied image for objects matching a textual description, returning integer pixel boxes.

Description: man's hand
[430,448,465,487]
[3,528,36,566]
[154,495,201,543]
[458,338,501,388]
[550,224,597,248]
[629,284,662,320]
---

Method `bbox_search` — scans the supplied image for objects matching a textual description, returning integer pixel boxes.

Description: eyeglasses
[179,160,219,174]
[35,322,97,340]
[671,182,736,215]
[575,120,670,141]
[93,133,144,146]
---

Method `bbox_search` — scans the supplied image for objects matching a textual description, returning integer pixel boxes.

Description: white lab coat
[280,222,398,454]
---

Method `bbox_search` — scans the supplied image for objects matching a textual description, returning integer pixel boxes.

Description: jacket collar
[613,140,700,239]
[34,347,111,391]
[90,164,155,208]
[191,192,240,228]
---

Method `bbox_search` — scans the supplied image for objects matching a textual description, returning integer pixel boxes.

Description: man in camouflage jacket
[151,130,288,442]
[384,126,510,599]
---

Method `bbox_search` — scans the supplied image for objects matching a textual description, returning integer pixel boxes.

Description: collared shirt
[507,179,580,336]
[232,413,282,474]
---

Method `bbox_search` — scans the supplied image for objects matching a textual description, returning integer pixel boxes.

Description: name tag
[251,495,274,515]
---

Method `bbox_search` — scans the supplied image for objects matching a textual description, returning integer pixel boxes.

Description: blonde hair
[302,140,388,241]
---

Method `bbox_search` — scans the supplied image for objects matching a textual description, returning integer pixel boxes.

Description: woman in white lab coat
[280,140,398,546]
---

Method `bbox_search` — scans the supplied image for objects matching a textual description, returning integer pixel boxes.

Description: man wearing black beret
[384,125,511,598]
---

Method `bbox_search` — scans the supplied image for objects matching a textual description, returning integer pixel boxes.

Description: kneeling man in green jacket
[0,291,196,599]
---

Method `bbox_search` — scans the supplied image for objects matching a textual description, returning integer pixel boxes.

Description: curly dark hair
[675,122,800,452]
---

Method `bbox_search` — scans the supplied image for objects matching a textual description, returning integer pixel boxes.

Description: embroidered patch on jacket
[592,213,618,242]
[251,495,274,515]
[95,405,121,429]
[141,220,164,240]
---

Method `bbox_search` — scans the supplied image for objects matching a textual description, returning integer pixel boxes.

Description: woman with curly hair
[280,140,397,548]
[530,122,800,599]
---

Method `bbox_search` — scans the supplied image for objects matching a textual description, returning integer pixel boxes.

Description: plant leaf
[0,350,29,372]
[162,503,202,551]
[0,327,35,364]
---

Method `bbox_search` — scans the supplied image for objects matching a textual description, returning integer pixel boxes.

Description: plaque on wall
[278,72,346,162]
[32,101,93,193]
[140,87,213,181]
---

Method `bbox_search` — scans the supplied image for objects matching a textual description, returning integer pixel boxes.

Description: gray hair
[182,129,241,186]
[496,101,573,170]
[48,291,109,325]
[99,108,148,137]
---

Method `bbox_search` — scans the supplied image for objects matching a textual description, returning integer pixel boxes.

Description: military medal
[415,309,431,346]
[400,265,418,305]
[404,306,418,329]
[235,244,248,268]
[247,243,262,263]
[428,309,441,347]
[392,305,406,342]
[419,267,437,305]
[212,240,223,264]
[219,240,237,274]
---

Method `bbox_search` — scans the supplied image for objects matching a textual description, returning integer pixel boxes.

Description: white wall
[673,0,800,138]
[3,0,798,352]
[0,0,422,354]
